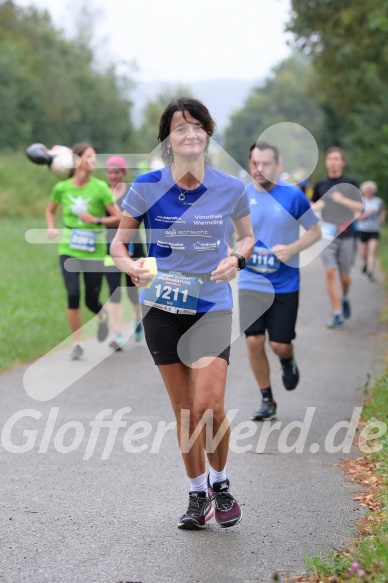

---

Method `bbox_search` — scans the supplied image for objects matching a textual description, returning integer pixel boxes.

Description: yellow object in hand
[143,257,157,288]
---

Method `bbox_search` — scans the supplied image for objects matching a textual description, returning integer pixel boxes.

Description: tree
[0,0,135,152]
[223,55,324,171]
[287,0,388,196]
[287,0,388,113]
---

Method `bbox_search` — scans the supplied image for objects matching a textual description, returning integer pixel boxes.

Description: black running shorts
[359,231,379,242]
[239,289,299,344]
[142,306,232,366]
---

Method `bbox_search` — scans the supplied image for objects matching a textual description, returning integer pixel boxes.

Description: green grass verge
[0,216,133,373]
[0,151,58,217]
[302,229,388,582]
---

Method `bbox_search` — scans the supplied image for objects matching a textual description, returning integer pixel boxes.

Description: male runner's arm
[272,222,322,263]
[330,191,363,213]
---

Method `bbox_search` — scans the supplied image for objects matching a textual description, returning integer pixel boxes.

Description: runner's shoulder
[276,178,306,196]
[134,168,166,186]
[89,176,112,193]
[206,166,245,192]
[340,175,359,188]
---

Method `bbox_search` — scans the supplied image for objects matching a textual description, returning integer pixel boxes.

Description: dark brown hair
[325,146,345,160]
[69,143,94,177]
[249,141,280,163]
[158,97,216,166]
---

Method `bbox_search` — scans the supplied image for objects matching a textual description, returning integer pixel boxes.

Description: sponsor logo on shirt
[193,240,221,251]
[193,214,223,225]
[166,229,210,237]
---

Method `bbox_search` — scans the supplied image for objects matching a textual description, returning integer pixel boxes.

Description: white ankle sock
[208,465,227,488]
[189,472,207,494]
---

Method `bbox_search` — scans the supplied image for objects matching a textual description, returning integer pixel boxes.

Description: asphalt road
[0,252,385,583]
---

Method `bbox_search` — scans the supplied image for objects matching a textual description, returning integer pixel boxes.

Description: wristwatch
[231,252,246,270]
[96,217,103,225]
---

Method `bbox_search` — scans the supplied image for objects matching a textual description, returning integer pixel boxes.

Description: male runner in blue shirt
[238,142,321,420]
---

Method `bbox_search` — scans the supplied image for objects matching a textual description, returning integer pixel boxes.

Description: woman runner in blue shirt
[111,98,254,530]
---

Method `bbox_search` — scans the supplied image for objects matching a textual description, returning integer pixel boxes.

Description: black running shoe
[281,356,299,391]
[342,298,351,319]
[178,491,214,530]
[251,399,277,421]
[207,478,242,528]
[97,309,109,342]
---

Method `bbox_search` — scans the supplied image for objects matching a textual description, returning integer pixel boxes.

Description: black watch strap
[231,252,246,270]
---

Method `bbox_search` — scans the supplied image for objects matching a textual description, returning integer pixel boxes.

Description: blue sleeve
[121,183,146,222]
[231,185,250,220]
[293,190,319,229]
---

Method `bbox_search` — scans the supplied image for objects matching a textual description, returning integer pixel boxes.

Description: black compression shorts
[142,307,232,366]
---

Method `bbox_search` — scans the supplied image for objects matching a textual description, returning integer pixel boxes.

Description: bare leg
[133,302,142,321]
[158,363,205,478]
[108,302,122,335]
[158,357,229,477]
[192,357,229,472]
[340,274,351,297]
[367,239,378,274]
[325,268,341,312]
[270,341,293,360]
[246,335,270,389]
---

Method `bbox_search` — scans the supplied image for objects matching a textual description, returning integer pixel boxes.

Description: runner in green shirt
[45,143,120,360]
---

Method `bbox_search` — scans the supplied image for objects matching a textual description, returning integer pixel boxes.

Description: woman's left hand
[210,256,238,284]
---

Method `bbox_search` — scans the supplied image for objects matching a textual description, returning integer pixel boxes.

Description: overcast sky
[17,0,293,83]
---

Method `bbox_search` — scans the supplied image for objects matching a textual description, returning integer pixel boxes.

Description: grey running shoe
[251,399,277,421]
[327,314,344,329]
[178,492,214,530]
[207,478,242,528]
[70,344,84,360]
[281,356,300,391]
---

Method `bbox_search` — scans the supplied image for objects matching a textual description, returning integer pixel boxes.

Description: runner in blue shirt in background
[238,142,321,421]
[111,98,254,531]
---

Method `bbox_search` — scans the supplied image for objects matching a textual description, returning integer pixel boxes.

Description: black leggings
[60,255,104,312]
[105,266,140,305]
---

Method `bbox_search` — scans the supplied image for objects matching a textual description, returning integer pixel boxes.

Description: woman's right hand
[128,257,155,287]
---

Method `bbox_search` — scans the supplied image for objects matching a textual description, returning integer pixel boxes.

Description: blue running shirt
[238,180,319,294]
[122,165,250,312]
